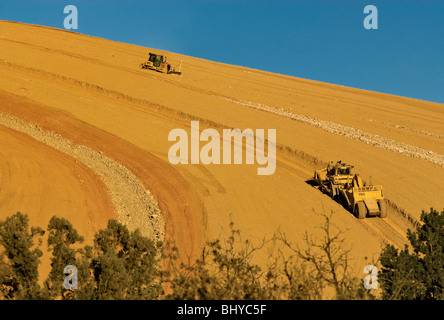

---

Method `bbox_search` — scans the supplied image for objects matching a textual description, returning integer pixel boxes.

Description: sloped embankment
[0,112,164,242]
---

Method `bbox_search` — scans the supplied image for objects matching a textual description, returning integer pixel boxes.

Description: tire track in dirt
[0,60,416,250]
[0,122,120,281]
[92,82,417,250]
[218,97,444,168]
[4,59,441,167]
[370,119,444,139]
[0,111,164,242]
[360,217,410,250]
[0,90,203,262]
[280,157,413,249]
[0,37,105,65]
[0,36,152,79]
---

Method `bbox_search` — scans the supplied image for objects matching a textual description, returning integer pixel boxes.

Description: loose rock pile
[221,97,444,168]
[0,112,164,242]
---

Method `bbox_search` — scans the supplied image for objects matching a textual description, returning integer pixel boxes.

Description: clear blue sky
[1,0,443,104]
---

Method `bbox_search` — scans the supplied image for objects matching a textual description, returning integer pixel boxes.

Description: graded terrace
[0,21,442,282]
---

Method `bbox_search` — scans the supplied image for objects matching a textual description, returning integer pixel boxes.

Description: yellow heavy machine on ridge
[313,161,387,219]
[139,52,182,75]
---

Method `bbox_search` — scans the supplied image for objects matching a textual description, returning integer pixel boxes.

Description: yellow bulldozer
[313,160,387,219]
[139,52,182,75]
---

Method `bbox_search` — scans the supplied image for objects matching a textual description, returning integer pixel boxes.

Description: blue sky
[1,0,443,104]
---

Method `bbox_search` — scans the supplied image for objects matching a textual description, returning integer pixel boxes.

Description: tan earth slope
[0,21,443,278]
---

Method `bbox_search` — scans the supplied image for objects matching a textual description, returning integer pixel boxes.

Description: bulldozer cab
[148,53,164,67]
[327,161,352,176]
[326,161,354,186]
[337,167,351,175]
[328,166,351,176]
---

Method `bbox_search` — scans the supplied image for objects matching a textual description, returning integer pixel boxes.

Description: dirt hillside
[0,21,443,279]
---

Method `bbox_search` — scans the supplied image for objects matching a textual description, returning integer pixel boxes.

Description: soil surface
[0,21,443,279]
